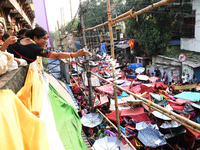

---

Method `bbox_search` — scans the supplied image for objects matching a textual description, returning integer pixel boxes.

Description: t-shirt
[182,75,187,84]
[7,38,52,64]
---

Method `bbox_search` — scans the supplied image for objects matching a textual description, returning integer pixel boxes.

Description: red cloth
[140,84,154,93]
[121,107,144,117]
[106,110,124,124]
[171,105,184,111]
[129,85,141,93]
[184,127,200,148]
[176,99,193,105]
[131,112,151,123]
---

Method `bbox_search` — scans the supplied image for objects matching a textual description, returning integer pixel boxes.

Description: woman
[2,26,91,63]
[0,21,17,49]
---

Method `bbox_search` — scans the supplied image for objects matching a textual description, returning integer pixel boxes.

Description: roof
[157,55,200,68]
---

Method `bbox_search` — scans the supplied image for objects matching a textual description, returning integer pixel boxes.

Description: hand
[74,49,92,57]
[5,36,18,45]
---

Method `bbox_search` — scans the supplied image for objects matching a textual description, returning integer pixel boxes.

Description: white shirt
[182,75,187,83]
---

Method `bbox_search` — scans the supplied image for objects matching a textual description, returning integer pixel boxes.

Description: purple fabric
[105,129,117,137]
[120,80,132,87]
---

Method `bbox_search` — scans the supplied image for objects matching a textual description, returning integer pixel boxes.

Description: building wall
[33,0,51,47]
[181,0,200,52]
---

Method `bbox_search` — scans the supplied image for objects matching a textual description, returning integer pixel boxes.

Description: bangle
[70,52,73,58]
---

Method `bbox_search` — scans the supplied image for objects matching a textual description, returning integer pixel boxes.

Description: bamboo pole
[69,0,81,86]
[55,27,59,50]
[63,9,69,52]
[97,109,136,150]
[91,71,200,134]
[106,0,121,139]
[78,0,175,32]
[57,21,61,52]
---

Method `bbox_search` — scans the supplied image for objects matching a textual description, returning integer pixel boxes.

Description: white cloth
[182,75,187,83]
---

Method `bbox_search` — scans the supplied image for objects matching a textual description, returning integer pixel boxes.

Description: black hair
[2,32,10,41]
[25,26,47,40]
[0,21,5,29]
[18,28,28,35]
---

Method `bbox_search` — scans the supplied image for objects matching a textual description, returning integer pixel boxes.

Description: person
[0,21,18,51]
[99,120,108,128]
[13,31,18,37]
[2,32,11,42]
[154,67,161,77]
[147,69,150,76]
[162,71,167,80]
[181,72,187,85]
[7,28,14,35]
[18,28,29,38]
[97,126,106,139]
[2,26,91,64]
[191,75,198,84]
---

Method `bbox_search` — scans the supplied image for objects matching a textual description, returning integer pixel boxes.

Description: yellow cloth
[0,90,49,150]
[17,64,44,117]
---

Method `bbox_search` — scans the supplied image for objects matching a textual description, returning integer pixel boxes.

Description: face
[0,23,5,39]
[34,34,48,48]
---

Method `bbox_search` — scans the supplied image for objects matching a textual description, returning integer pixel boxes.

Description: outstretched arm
[48,49,92,59]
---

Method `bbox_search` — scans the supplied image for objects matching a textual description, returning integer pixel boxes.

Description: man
[191,75,198,84]
[97,126,106,139]
[154,67,161,77]
[181,72,187,85]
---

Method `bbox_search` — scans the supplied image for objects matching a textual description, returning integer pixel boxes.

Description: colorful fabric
[0,90,49,150]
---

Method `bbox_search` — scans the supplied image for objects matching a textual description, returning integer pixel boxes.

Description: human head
[26,26,48,48]
[101,126,105,132]
[2,32,10,41]
[13,31,18,37]
[0,21,5,39]
[193,75,196,79]
[7,28,14,35]
[183,72,185,76]
[18,28,28,37]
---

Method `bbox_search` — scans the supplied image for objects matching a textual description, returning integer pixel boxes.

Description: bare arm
[48,49,92,59]
[0,36,18,52]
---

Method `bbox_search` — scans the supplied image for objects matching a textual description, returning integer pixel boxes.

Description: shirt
[7,38,52,64]
[182,75,187,83]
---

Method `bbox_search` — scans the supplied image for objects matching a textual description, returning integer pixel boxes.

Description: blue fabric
[100,44,106,55]
[75,41,81,51]
[137,123,166,148]
[121,92,129,97]
[128,63,142,70]
[127,75,136,79]
[174,92,200,102]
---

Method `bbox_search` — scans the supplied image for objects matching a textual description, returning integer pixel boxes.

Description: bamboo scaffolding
[97,109,136,150]
[106,0,121,139]
[91,71,200,134]
[69,0,81,86]
[80,0,175,32]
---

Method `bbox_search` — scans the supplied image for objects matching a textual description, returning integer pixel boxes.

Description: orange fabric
[0,90,49,150]
[17,64,44,117]
[127,39,136,50]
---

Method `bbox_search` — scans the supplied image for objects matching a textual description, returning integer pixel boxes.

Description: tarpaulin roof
[106,110,124,124]
[121,107,144,117]
[129,85,141,93]
[140,84,154,93]
[174,92,200,102]
[96,84,114,95]
[131,112,151,123]
[136,122,167,148]
[176,99,194,105]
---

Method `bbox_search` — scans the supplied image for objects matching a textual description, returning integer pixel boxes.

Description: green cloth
[48,83,87,150]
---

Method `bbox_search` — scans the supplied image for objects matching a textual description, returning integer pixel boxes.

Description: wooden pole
[91,71,200,134]
[57,21,62,52]
[106,0,121,138]
[77,0,175,32]
[97,109,136,150]
[55,27,59,50]
[63,9,69,52]
[69,0,81,86]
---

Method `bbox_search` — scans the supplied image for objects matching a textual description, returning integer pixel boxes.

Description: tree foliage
[115,0,192,56]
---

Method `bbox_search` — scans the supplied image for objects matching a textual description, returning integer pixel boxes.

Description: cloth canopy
[121,107,144,117]
[176,99,193,105]
[96,84,114,95]
[129,85,141,94]
[148,76,159,82]
[174,92,200,102]
[106,110,124,124]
